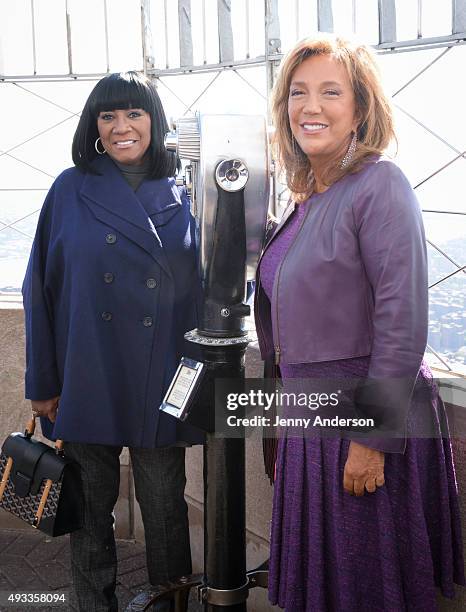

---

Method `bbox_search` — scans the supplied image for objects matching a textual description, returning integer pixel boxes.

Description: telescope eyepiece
[215,159,249,192]
[226,168,239,182]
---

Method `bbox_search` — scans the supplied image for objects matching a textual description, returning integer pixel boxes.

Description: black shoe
[124,591,172,612]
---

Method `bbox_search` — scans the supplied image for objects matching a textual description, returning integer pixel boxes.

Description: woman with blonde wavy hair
[254,35,464,611]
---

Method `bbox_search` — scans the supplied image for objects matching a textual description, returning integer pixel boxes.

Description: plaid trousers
[64,443,192,612]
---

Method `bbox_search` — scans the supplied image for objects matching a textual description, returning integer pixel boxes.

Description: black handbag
[0,416,83,537]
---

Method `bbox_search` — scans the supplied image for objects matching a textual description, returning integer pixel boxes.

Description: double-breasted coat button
[105,233,117,244]
[103,272,114,283]
[101,311,113,322]
[142,316,153,327]
[146,278,157,289]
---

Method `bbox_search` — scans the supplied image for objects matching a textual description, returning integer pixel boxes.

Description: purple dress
[260,201,465,611]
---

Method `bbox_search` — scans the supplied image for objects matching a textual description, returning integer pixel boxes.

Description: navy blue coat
[23,155,204,447]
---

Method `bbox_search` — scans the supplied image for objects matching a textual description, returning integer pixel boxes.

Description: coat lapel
[80,156,181,276]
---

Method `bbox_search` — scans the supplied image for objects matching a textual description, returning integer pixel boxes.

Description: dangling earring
[95,137,106,155]
[340,131,357,168]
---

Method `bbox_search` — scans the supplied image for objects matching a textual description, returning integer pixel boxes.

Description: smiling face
[97,108,151,166]
[288,54,359,172]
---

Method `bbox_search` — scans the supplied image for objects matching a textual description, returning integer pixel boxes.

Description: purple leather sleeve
[350,161,428,453]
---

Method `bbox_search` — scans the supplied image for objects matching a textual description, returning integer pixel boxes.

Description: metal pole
[426,345,452,371]
[141,0,154,74]
[245,0,251,59]
[202,0,207,64]
[378,0,397,44]
[265,0,281,216]
[30,0,37,75]
[164,0,169,69]
[317,0,334,33]
[392,46,452,97]
[452,0,466,34]
[201,343,248,612]
[425,239,466,274]
[103,0,110,73]
[179,0,194,67]
[218,0,234,63]
[429,266,466,289]
[65,0,73,75]
[417,0,423,39]
[295,0,300,41]
[264,0,281,119]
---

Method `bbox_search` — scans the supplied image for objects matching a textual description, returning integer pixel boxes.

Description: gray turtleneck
[114,157,152,192]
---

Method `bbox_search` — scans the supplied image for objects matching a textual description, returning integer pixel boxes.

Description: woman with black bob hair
[72,71,178,178]
[23,71,203,611]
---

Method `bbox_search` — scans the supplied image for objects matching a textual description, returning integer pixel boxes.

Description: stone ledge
[0,298,23,310]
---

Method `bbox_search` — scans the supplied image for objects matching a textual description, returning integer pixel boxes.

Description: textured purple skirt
[269,359,465,612]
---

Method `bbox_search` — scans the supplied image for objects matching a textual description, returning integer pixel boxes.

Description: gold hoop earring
[95,137,106,155]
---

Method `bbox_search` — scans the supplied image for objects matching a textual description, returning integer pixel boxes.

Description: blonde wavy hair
[271,35,396,200]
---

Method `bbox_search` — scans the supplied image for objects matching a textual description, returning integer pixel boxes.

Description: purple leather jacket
[254,157,428,452]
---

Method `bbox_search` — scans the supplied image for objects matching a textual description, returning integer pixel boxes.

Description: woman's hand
[343,440,385,496]
[31,396,60,423]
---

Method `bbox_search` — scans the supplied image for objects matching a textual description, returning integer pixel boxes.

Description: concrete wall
[1,305,465,610]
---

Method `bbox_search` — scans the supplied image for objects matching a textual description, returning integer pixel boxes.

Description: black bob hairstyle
[72,71,178,178]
